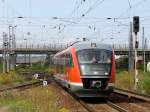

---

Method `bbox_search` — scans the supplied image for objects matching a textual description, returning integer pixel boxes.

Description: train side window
[66,54,70,67]
[65,53,73,67]
[70,54,73,67]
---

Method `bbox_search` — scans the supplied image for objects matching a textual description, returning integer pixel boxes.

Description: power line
[127,0,132,8]
[51,0,106,35]
[81,0,105,17]
[69,0,83,17]
[0,0,23,17]
[60,0,106,33]
[118,0,147,18]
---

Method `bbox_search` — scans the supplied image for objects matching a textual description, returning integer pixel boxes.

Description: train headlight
[105,72,108,75]
[107,59,111,63]
[81,65,85,69]
[80,65,86,74]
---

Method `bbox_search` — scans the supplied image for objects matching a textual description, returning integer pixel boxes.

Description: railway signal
[133,16,139,33]
[133,16,140,90]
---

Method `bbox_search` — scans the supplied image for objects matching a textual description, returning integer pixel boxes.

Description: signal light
[135,41,139,48]
[133,16,139,33]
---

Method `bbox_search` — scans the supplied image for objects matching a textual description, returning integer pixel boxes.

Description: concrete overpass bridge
[0,43,150,67]
[0,44,65,54]
[0,44,150,56]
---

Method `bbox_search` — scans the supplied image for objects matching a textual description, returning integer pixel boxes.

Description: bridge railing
[1,44,67,50]
[113,44,150,51]
[0,44,150,51]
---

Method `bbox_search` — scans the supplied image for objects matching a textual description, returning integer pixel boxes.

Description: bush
[0,61,3,72]
[0,87,60,112]
[116,71,134,90]
[0,71,25,85]
[0,73,13,85]
[116,57,128,71]
[138,72,150,94]
[116,70,150,95]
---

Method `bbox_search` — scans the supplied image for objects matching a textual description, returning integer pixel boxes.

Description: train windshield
[77,49,112,64]
[77,49,112,76]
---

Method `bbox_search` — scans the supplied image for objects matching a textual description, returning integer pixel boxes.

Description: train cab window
[69,54,73,67]
[100,50,112,63]
[77,49,112,64]
[77,49,112,76]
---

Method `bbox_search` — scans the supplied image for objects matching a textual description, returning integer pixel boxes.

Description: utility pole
[24,38,27,64]
[9,25,15,70]
[27,32,31,67]
[8,25,12,71]
[145,38,147,49]
[144,37,147,72]
[128,22,134,72]
[12,26,16,70]
[142,27,146,72]
[133,16,140,90]
[3,32,9,73]
[142,27,145,50]
[9,25,12,70]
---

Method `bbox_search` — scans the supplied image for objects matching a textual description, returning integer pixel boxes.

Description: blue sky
[0,0,150,47]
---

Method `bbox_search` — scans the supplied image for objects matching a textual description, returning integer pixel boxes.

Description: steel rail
[78,100,98,112]
[53,78,97,112]
[107,100,129,112]
[0,81,42,92]
[78,98,129,112]
[53,77,129,112]
[114,88,150,103]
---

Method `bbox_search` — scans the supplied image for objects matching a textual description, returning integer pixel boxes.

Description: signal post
[133,16,139,90]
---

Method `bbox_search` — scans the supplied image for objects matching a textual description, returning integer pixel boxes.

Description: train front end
[71,42,115,97]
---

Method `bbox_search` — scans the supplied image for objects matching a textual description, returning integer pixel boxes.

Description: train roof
[54,41,113,57]
[72,41,113,51]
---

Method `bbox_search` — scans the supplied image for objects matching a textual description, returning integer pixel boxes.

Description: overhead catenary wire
[1,0,150,45]
[81,0,105,17]
[118,0,147,18]
[0,0,23,17]
[54,0,106,34]
[68,0,85,17]
[54,0,87,33]
[127,0,132,8]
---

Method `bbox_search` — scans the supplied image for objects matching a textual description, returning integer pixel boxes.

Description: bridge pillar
[9,53,16,70]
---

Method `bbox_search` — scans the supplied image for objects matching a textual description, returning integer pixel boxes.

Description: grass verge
[0,87,69,112]
[116,70,150,95]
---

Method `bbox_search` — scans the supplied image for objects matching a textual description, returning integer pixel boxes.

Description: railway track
[78,98,129,112]
[106,88,150,112]
[114,88,150,103]
[53,77,150,112]
[52,78,129,112]
[0,81,42,93]
[0,71,50,93]
[78,92,150,112]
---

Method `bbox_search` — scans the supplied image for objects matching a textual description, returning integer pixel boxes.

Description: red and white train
[53,41,115,97]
